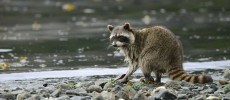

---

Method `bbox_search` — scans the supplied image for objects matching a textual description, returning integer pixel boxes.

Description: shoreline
[1,60,229,81]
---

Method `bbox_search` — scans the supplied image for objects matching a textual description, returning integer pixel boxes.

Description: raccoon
[107,23,213,84]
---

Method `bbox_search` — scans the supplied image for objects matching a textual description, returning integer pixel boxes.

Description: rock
[11,90,25,95]
[103,82,113,90]
[52,88,62,97]
[152,86,177,100]
[224,84,230,93]
[180,80,194,87]
[66,90,78,96]
[214,88,225,94]
[206,95,221,100]
[222,97,230,100]
[75,88,87,93]
[55,83,70,90]
[37,89,50,98]
[177,94,188,99]
[83,81,95,87]
[66,88,88,96]
[133,90,147,100]
[200,87,215,94]
[27,94,41,100]
[100,91,115,100]
[70,96,84,100]
[92,95,104,100]
[219,80,230,85]
[115,90,129,100]
[122,86,137,99]
[16,92,31,100]
[193,95,205,100]
[111,85,122,94]
[56,95,70,100]
[0,94,17,100]
[165,81,181,90]
[210,84,218,92]
[86,85,103,93]
[224,69,230,79]
[132,82,145,90]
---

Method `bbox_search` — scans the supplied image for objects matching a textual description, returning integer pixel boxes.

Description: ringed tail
[168,67,213,84]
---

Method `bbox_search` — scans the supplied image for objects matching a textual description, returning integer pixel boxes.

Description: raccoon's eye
[117,36,129,42]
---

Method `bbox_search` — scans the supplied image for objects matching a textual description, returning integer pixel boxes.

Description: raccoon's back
[142,26,180,48]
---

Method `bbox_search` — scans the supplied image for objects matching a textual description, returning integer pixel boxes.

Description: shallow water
[0,60,229,81]
[0,0,230,77]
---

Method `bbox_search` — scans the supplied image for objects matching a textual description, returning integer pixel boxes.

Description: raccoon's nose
[112,44,118,47]
[112,42,117,47]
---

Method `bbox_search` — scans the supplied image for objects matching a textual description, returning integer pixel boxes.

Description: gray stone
[92,95,104,100]
[83,96,91,100]
[100,91,115,100]
[0,94,17,100]
[115,90,129,100]
[83,81,95,87]
[55,83,70,90]
[214,89,225,94]
[200,87,215,94]
[180,80,194,88]
[103,82,113,90]
[111,85,122,94]
[122,86,137,99]
[224,69,230,79]
[38,89,50,98]
[222,97,230,100]
[193,95,205,100]
[86,85,103,93]
[177,94,188,99]
[10,90,25,95]
[66,89,88,96]
[165,81,181,90]
[206,95,221,100]
[70,96,84,100]
[16,92,31,100]
[52,88,62,97]
[75,88,87,93]
[57,95,70,100]
[133,91,147,100]
[153,89,177,100]
[224,84,230,93]
[26,95,41,100]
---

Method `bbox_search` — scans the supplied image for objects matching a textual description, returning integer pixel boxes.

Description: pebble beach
[1,69,230,100]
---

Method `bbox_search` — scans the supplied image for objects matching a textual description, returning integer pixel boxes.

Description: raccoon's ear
[107,25,114,32]
[123,23,131,30]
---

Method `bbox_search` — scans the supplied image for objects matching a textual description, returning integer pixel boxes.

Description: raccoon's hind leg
[155,72,162,83]
[140,65,155,82]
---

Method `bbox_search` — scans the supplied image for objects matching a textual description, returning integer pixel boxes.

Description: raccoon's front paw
[114,74,126,81]
[114,74,128,84]
[117,78,128,84]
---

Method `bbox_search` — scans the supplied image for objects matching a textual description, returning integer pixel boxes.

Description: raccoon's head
[107,23,135,47]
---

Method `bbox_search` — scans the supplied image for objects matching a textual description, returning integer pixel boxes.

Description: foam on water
[0,60,229,81]
[0,49,12,52]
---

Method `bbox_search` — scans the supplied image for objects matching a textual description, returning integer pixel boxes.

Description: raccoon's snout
[112,41,118,47]
[112,44,118,47]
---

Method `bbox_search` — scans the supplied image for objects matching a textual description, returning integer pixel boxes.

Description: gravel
[0,69,230,100]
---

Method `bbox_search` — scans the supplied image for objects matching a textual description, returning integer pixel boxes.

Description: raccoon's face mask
[107,23,135,47]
